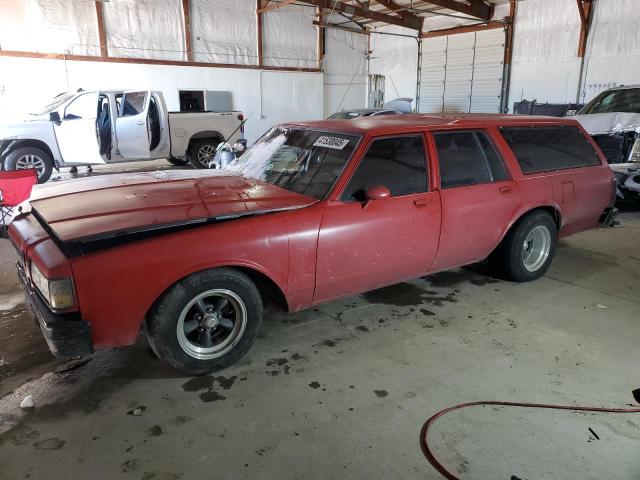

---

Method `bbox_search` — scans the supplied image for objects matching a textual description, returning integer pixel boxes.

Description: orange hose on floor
[419,400,640,480]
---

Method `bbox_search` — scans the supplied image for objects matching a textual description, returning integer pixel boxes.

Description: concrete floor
[0,162,639,479]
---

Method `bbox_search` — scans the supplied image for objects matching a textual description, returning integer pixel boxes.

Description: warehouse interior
[0,1,639,479]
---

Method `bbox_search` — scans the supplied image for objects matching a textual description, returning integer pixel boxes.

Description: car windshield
[31,92,78,116]
[580,88,640,114]
[227,127,360,200]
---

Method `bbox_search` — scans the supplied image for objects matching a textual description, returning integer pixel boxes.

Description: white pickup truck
[0,90,244,182]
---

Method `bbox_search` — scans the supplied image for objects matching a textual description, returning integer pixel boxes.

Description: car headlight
[629,136,640,163]
[30,262,76,309]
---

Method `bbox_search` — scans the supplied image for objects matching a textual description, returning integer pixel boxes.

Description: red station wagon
[9,115,617,374]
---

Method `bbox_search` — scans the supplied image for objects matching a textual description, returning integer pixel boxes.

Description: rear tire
[147,268,263,375]
[489,211,557,282]
[189,139,220,169]
[4,146,53,183]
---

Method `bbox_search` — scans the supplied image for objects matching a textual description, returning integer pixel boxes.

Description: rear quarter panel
[168,112,242,156]
[489,124,614,237]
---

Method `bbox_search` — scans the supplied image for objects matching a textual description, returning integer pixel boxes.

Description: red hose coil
[419,400,640,480]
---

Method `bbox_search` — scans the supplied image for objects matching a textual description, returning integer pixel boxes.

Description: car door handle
[136,120,145,125]
[499,186,513,193]
[414,198,432,207]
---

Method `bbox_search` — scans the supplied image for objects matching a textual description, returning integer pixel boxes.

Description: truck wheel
[189,139,220,169]
[4,146,53,183]
[147,268,263,375]
[166,156,189,166]
[489,210,557,282]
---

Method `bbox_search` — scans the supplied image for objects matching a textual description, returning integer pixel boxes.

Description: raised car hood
[29,170,315,244]
[573,112,640,135]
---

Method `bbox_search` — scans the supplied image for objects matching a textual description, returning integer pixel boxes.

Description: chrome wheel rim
[176,289,247,360]
[522,225,551,272]
[15,154,45,177]
[196,144,216,167]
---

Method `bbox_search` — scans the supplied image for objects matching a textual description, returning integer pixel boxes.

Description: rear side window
[434,131,509,189]
[341,135,428,201]
[499,126,601,174]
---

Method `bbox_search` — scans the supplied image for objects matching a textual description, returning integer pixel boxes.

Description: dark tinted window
[434,131,509,189]
[499,126,601,174]
[341,135,427,201]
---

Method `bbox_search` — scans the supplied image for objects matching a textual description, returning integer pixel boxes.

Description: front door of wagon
[314,134,442,303]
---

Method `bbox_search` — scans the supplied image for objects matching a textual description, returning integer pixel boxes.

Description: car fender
[0,120,63,165]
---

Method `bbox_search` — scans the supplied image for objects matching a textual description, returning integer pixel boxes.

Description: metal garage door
[418,28,505,114]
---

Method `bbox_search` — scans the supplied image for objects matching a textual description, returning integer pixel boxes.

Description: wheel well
[145,265,289,330]
[187,131,224,152]
[234,266,289,312]
[2,139,56,167]
[525,206,562,231]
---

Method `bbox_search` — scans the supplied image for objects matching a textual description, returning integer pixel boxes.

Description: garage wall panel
[369,25,418,106]
[580,0,640,101]
[0,0,99,56]
[322,17,368,117]
[102,0,185,61]
[263,4,317,69]
[508,0,581,107]
[191,0,257,65]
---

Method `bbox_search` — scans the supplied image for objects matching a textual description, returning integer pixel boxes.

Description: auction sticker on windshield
[313,136,350,150]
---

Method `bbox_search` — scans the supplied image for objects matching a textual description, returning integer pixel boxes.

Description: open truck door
[115,90,169,160]
[53,91,106,164]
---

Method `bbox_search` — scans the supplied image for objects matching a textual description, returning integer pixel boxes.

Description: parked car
[328,97,413,120]
[328,108,403,120]
[0,90,244,183]
[572,85,640,200]
[9,115,616,374]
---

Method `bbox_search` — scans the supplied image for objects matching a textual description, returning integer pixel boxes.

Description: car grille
[592,132,637,164]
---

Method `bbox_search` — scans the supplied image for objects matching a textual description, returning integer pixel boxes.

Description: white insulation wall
[322,16,368,117]
[191,0,257,65]
[509,0,640,107]
[102,0,185,61]
[369,26,418,105]
[580,0,640,101]
[0,0,99,55]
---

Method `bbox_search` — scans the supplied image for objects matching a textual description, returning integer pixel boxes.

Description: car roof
[601,84,640,91]
[282,114,581,135]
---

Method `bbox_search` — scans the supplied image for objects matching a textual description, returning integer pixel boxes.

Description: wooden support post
[95,1,108,58]
[576,0,593,57]
[316,7,324,70]
[182,0,193,62]
[257,0,265,66]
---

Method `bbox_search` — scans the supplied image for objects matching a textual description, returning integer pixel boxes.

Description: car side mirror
[565,109,577,117]
[365,185,391,201]
[49,111,61,124]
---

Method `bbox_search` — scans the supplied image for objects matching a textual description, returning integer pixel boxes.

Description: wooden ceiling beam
[301,0,423,30]
[422,0,492,21]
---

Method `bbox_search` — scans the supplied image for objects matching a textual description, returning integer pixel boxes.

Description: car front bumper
[17,263,93,358]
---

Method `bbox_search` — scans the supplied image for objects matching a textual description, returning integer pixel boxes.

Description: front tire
[489,211,557,282]
[147,268,263,375]
[189,139,220,169]
[4,146,53,183]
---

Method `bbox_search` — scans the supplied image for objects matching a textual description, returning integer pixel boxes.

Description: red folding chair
[0,169,38,237]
